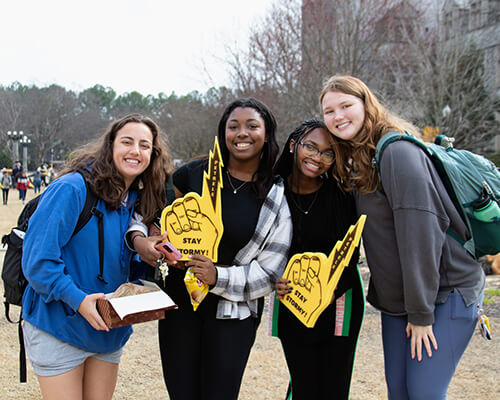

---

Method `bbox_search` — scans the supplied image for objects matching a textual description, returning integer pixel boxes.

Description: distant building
[443,0,500,94]
[442,0,500,150]
[302,0,499,150]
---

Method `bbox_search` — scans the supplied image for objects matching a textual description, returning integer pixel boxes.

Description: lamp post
[50,140,62,163]
[7,130,23,164]
[20,135,31,172]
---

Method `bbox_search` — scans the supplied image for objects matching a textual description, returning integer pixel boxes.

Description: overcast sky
[0,0,272,96]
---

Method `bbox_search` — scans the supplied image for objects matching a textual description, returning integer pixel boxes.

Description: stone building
[443,0,499,94]
[301,0,499,150]
[442,0,499,150]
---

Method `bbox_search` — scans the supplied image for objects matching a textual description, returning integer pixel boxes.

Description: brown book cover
[97,280,177,329]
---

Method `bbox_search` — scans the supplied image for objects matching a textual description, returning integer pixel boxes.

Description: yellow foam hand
[283,254,324,326]
[281,215,366,328]
[160,138,224,261]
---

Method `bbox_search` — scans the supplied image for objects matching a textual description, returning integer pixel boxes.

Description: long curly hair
[320,75,420,193]
[61,114,172,225]
[217,97,279,199]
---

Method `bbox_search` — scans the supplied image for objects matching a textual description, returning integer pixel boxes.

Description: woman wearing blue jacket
[21,114,172,400]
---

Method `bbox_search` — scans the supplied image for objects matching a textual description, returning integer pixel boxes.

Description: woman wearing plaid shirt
[131,98,292,400]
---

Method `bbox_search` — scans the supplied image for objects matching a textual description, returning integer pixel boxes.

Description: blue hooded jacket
[22,172,137,353]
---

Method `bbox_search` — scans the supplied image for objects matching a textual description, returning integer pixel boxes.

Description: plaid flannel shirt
[211,178,292,319]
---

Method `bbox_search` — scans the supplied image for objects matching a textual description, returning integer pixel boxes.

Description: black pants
[158,269,259,400]
[278,272,364,400]
[2,189,8,204]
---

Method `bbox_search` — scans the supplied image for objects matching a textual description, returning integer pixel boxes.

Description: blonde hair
[320,75,420,193]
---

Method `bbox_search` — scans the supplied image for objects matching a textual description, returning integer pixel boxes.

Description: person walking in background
[12,161,22,199]
[12,161,22,183]
[37,163,49,187]
[33,170,42,194]
[16,171,30,204]
[1,169,12,205]
[48,163,57,183]
[21,114,172,400]
[271,120,364,400]
[130,98,293,400]
[320,75,485,400]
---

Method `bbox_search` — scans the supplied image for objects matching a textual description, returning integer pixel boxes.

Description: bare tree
[0,83,27,163]
[225,0,404,141]
[224,0,498,152]
[156,91,222,161]
[381,8,499,152]
[0,84,80,168]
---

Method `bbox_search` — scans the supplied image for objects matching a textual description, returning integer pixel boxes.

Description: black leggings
[278,276,364,400]
[158,269,260,400]
[2,189,8,204]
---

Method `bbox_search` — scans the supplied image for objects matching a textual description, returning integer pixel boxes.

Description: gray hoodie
[355,140,484,325]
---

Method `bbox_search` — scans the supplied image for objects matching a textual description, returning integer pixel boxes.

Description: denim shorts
[23,321,124,377]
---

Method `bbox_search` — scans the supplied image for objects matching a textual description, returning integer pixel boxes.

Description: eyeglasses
[298,142,335,164]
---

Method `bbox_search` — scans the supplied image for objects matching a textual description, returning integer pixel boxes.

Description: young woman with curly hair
[21,114,172,400]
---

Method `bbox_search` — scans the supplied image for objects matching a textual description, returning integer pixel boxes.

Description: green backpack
[375,131,500,259]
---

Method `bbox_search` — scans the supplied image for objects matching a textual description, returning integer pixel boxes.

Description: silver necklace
[289,189,319,215]
[226,171,248,194]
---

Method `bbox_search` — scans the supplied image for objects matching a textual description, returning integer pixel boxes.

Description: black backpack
[1,172,101,382]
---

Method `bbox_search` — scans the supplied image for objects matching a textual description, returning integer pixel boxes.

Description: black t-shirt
[286,180,356,256]
[279,178,359,339]
[173,158,262,266]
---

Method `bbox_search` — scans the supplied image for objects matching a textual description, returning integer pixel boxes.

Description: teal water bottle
[471,191,500,222]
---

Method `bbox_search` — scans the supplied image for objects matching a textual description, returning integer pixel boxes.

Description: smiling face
[322,91,366,141]
[291,127,333,181]
[112,122,153,188]
[225,107,267,166]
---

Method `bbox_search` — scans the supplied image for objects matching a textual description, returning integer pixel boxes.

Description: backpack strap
[374,131,475,257]
[374,131,405,173]
[18,321,26,382]
[72,177,98,237]
[93,207,106,284]
[374,131,432,176]
[73,172,106,284]
[5,303,20,324]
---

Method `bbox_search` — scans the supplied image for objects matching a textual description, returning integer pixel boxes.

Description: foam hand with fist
[280,215,366,327]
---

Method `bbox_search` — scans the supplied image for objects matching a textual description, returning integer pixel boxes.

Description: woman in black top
[132,98,292,400]
[272,119,364,400]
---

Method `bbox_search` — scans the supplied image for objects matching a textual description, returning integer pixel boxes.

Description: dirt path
[1,189,499,399]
